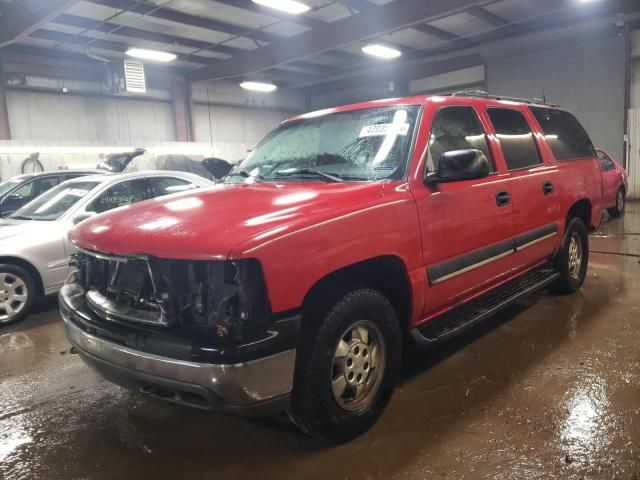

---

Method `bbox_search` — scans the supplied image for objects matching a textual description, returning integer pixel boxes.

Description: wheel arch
[0,256,44,296]
[566,198,593,231]
[301,255,413,332]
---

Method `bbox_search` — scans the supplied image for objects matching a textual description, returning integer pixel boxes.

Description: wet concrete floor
[1,204,640,480]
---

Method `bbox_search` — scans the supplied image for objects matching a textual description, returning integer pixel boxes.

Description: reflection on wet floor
[1,204,640,479]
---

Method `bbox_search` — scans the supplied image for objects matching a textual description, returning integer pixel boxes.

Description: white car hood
[0,219,61,246]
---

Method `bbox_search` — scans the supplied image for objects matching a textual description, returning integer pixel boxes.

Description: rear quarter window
[529,107,595,161]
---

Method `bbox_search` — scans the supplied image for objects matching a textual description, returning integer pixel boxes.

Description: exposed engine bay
[70,250,270,339]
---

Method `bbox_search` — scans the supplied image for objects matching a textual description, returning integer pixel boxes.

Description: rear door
[413,104,515,315]
[485,106,561,273]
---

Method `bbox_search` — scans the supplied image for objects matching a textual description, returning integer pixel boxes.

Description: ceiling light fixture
[125,48,176,62]
[239,81,278,92]
[361,44,402,59]
[251,0,310,15]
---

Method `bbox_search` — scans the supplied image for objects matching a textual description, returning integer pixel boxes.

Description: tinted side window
[86,179,150,213]
[427,106,493,172]
[596,151,615,172]
[32,176,62,196]
[488,108,542,170]
[530,107,595,160]
[12,180,36,200]
[149,177,198,197]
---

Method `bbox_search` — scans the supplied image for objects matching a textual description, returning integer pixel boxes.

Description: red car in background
[597,148,627,217]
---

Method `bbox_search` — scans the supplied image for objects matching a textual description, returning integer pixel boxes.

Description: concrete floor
[1,205,640,480]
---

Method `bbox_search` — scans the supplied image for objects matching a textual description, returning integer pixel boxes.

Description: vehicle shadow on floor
[45,275,615,480]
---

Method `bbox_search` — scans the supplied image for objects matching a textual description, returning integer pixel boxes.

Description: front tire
[289,288,401,441]
[608,188,625,217]
[549,218,589,294]
[0,264,36,326]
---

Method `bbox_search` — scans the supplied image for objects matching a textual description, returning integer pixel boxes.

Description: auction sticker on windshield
[359,123,410,138]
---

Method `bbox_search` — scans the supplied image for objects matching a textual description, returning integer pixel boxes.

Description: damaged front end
[70,250,270,340]
[60,249,299,414]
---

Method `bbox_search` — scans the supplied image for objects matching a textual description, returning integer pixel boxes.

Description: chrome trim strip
[431,249,513,285]
[86,289,166,326]
[76,247,147,262]
[516,232,557,251]
[62,311,296,406]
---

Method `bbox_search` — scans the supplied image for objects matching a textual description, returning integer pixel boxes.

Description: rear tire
[607,188,625,217]
[0,264,36,326]
[549,218,589,294]
[289,288,401,441]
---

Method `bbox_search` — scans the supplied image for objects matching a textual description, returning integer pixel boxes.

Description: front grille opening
[73,251,270,339]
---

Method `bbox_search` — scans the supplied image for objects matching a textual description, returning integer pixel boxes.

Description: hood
[70,182,386,260]
[0,219,60,251]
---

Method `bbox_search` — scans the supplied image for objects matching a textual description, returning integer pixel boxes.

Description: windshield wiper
[7,215,33,221]
[274,168,343,183]
[227,170,264,183]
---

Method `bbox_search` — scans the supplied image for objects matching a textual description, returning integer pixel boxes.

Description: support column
[172,76,194,142]
[0,61,11,140]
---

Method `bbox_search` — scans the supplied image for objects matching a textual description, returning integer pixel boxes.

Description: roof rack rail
[450,90,559,107]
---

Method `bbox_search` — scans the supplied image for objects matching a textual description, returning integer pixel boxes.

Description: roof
[285,91,561,122]
[1,0,637,88]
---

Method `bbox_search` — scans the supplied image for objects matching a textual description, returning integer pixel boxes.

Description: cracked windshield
[227,105,420,183]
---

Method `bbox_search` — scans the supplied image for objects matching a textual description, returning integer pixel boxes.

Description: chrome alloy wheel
[617,190,624,213]
[331,320,386,412]
[0,272,28,323]
[568,233,583,280]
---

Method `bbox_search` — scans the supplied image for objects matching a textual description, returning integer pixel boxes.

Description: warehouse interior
[1,0,640,478]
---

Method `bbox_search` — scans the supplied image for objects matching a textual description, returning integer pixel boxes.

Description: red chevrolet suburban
[60,92,604,441]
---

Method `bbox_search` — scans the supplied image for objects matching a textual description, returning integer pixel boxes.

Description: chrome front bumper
[60,285,297,415]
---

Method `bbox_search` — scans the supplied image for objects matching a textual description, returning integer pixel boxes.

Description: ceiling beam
[466,5,518,34]
[190,0,487,81]
[52,13,242,56]
[29,28,218,66]
[0,44,186,87]
[213,0,326,30]
[0,0,79,48]
[86,0,281,44]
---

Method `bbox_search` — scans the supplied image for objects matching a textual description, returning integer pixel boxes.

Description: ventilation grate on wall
[124,60,146,94]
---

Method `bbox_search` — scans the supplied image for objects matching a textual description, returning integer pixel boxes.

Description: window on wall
[487,108,542,170]
[427,106,493,172]
[529,107,596,160]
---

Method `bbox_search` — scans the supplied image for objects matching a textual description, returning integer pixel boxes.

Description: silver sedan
[0,170,213,325]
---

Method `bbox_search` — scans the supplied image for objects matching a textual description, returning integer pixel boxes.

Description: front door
[412,105,515,316]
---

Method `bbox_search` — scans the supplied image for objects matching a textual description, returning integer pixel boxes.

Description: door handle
[496,190,510,207]
[543,181,554,195]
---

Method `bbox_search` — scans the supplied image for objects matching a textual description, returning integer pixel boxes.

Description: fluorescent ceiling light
[125,48,176,62]
[240,81,278,92]
[361,44,402,59]
[251,0,310,15]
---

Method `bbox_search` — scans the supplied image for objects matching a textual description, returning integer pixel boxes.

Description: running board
[411,267,560,346]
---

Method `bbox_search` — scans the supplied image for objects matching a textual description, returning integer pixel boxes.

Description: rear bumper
[59,283,298,416]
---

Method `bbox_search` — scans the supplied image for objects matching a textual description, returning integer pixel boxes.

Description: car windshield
[9,180,100,221]
[0,178,26,197]
[226,105,421,183]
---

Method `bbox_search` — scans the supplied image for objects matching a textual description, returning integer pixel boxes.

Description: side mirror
[424,149,490,185]
[72,212,96,225]
[6,193,23,201]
